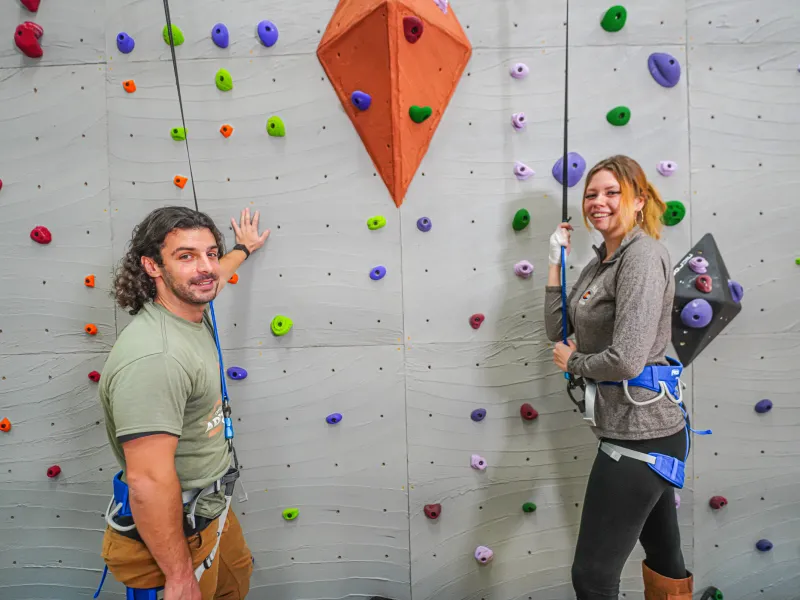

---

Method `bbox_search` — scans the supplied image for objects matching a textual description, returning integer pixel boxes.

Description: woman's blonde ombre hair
[581,155,667,240]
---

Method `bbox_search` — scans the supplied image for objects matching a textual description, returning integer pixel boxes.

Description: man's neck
[154,295,206,323]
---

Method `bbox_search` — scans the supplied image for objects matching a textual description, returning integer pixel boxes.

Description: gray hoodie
[544,227,686,441]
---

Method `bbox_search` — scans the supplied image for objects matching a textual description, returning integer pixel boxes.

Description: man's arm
[216,207,270,294]
[123,434,198,588]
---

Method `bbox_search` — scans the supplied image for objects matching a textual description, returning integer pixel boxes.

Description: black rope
[162,0,199,213]
[561,0,570,224]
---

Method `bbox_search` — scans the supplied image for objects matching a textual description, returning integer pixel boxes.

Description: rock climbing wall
[0,1,798,600]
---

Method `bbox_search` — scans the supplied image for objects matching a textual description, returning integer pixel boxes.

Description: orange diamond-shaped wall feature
[317,0,472,208]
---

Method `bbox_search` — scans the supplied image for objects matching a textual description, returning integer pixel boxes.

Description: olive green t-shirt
[99,301,230,519]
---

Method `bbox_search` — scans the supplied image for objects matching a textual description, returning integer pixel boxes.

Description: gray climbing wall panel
[0,1,798,600]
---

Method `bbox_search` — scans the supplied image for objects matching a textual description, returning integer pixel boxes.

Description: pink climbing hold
[470,454,487,470]
[30,225,52,244]
[511,112,526,131]
[47,465,61,478]
[469,313,485,330]
[514,161,534,180]
[514,260,533,279]
[510,63,529,79]
[432,0,448,14]
[20,0,40,12]
[474,545,494,564]
[657,160,678,177]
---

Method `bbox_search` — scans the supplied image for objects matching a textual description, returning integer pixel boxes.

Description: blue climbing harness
[94,301,243,598]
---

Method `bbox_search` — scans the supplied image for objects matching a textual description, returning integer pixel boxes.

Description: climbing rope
[560,0,571,377]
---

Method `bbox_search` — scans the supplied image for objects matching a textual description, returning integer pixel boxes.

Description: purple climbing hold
[675,491,681,509]
[648,52,681,88]
[226,366,248,380]
[403,16,423,43]
[351,90,371,111]
[470,408,486,422]
[416,217,432,232]
[470,454,487,470]
[688,256,709,274]
[756,539,773,552]
[257,20,279,47]
[510,63,529,79]
[326,413,343,425]
[514,161,534,180]
[511,112,526,131]
[755,399,773,414]
[116,32,135,54]
[681,299,713,329]
[657,160,678,177]
[552,152,586,188]
[370,265,387,281]
[728,280,744,303]
[433,0,448,14]
[514,260,533,279]
[211,23,229,48]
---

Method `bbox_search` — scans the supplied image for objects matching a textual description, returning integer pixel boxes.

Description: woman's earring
[636,210,644,226]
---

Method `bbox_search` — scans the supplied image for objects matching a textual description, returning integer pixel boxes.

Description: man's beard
[161,268,219,305]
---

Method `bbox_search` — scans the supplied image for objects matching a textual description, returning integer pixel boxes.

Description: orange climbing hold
[228,273,239,284]
[85,323,98,335]
[220,124,233,138]
[84,274,95,288]
[317,0,471,208]
[174,175,188,189]
[0,418,11,433]
[122,79,136,93]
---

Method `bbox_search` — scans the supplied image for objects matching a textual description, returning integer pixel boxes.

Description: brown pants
[101,510,253,599]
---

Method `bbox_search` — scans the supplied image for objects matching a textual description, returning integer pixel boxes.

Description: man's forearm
[218,248,247,285]
[128,471,194,580]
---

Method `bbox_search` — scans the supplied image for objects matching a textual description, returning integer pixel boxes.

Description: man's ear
[141,255,162,279]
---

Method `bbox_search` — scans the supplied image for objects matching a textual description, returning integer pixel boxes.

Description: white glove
[549,225,571,265]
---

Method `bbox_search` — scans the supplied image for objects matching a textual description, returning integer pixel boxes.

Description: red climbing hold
[88,371,101,383]
[30,226,52,244]
[424,503,441,519]
[695,274,712,294]
[0,418,11,433]
[85,323,98,336]
[709,495,727,510]
[520,403,538,421]
[84,274,95,288]
[20,0,41,12]
[403,16,423,43]
[47,465,61,478]
[469,313,485,330]
[0,179,3,192]
[15,21,44,59]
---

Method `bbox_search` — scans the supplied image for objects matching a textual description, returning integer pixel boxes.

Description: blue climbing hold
[226,366,248,380]
[211,23,229,48]
[416,217,432,232]
[370,266,387,281]
[351,91,372,111]
[728,280,744,303]
[648,52,681,88]
[326,413,342,425]
[755,399,773,414]
[552,152,586,188]
[470,408,486,422]
[257,20,279,47]
[116,32,135,54]
[756,539,773,552]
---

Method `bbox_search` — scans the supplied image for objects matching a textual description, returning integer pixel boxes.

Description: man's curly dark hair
[114,206,226,315]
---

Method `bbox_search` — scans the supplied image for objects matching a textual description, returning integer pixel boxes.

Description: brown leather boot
[642,561,693,600]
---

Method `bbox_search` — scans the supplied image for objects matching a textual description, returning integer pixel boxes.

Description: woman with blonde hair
[544,155,694,599]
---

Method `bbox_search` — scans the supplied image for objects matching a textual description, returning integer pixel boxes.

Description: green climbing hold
[601,6,627,32]
[409,105,432,123]
[512,208,531,231]
[267,116,285,137]
[162,24,184,46]
[215,68,233,92]
[367,216,387,230]
[662,200,686,226]
[170,127,186,141]
[795,257,800,265]
[522,502,537,513]
[606,106,631,126]
[282,507,299,521]
[271,315,293,336]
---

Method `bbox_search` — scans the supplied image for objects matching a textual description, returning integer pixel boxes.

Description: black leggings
[572,428,689,599]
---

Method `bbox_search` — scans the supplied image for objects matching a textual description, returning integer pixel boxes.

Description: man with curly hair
[98,206,269,600]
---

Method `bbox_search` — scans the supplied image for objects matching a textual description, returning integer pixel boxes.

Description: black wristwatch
[232,243,250,259]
